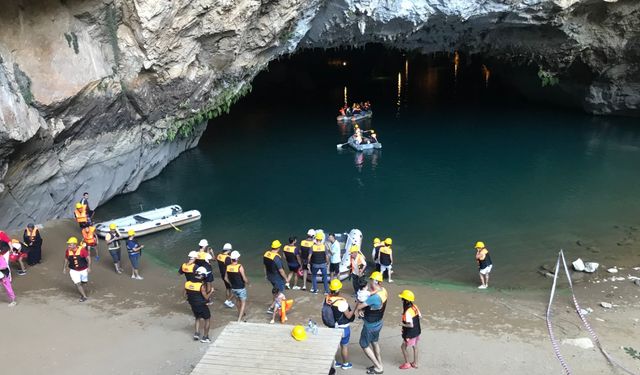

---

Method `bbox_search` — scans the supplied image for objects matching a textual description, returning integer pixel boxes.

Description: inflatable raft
[347,135,382,151]
[95,205,201,238]
[337,110,372,122]
[307,229,364,282]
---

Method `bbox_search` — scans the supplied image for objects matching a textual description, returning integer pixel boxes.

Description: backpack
[322,297,355,328]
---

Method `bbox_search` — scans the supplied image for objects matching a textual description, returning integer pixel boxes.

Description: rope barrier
[546,250,639,375]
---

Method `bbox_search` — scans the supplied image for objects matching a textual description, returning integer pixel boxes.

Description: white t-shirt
[334,299,349,313]
[330,241,341,264]
[357,289,370,303]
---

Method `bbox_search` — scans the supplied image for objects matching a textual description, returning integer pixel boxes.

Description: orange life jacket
[25,227,39,242]
[81,226,97,246]
[74,207,88,223]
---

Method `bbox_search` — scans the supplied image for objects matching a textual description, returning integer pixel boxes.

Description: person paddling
[398,290,422,370]
[475,241,493,289]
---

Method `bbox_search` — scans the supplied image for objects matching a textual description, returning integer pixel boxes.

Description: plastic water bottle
[307,319,318,335]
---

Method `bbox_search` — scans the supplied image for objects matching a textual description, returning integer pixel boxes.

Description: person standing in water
[105,223,123,274]
[225,251,249,322]
[378,238,394,283]
[23,223,43,266]
[126,230,144,280]
[62,237,91,302]
[475,241,493,289]
[398,290,422,370]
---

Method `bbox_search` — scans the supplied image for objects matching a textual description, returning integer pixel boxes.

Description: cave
[0,0,639,228]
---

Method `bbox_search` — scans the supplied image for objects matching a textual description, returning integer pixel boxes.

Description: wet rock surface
[0,0,639,228]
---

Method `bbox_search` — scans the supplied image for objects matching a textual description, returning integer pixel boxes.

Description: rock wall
[0,0,638,229]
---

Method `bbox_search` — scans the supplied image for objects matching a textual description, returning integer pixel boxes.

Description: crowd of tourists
[339,101,372,117]
[0,196,494,373]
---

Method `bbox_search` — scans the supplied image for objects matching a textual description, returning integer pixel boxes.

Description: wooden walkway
[191,322,343,375]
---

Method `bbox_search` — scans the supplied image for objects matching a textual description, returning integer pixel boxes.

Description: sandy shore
[3,219,640,374]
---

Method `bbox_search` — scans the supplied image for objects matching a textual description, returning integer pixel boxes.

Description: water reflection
[481,65,490,88]
[453,51,460,82]
[344,86,348,106]
[396,72,402,115]
[353,149,380,172]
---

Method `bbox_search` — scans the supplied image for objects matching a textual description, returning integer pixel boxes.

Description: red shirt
[0,231,10,244]
[67,247,90,271]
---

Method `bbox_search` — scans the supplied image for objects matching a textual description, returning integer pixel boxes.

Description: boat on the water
[337,110,372,122]
[95,205,201,238]
[308,229,364,282]
[347,135,382,151]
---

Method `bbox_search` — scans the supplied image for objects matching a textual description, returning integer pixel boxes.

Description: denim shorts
[359,320,383,348]
[232,288,248,301]
[109,249,121,263]
[128,253,140,269]
[339,325,351,346]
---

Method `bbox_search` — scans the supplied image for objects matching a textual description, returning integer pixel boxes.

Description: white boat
[95,205,201,238]
[347,135,382,151]
[307,229,363,282]
[337,110,372,122]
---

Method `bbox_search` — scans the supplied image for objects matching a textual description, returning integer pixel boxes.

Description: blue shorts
[232,288,247,301]
[340,326,351,346]
[128,253,140,269]
[109,249,121,263]
[359,320,383,348]
[287,263,300,272]
[268,275,285,292]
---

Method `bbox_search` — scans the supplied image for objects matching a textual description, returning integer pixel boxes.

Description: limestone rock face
[0,0,638,228]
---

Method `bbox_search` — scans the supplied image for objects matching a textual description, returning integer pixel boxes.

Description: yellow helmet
[315,232,324,240]
[475,241,485,249]
[373,237,381,244]
[329,279,343,291]
[75,202,83,209]
[370,271,383,282]
[271,240,282,249]
[349,245,359,253]
[67,236,78,244]
[398,289,415,302]
[384,238,392,245]
[109,223,117,230]
[128,230,136,236]
[291,325,307,341]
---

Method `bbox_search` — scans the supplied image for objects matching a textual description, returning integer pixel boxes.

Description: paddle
[336,142,349,149]
[169,221,182,232]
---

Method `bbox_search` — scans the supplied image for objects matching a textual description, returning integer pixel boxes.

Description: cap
[223,243,233,251]
[307,229,316,236]
[230,250,240,260]
[188,251,198,259]
[199,239,209,247]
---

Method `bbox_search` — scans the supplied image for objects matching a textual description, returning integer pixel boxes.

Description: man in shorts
[475,241,493,289]
[328,233,342,280]
[224,251,249,322]
[355,271,387,375]
[62,237,91,302]
[326,279,354,369]
[185,267,213,343]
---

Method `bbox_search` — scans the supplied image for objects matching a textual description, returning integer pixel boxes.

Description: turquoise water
[98,48,640,288]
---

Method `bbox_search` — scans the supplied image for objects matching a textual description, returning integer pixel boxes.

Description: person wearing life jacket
[23,223,43,266]
[73,202,89,228]
[8,239,28,276]
[126,230,144,280]
[378,238,394,283]
[80,192,95,221]
[216,243,235,309]
[105,223,123,274]
[308,232,329,295]
[371,238,382,272]
[224,251,249,322]
[355,271,387,375]
[349,245,367,295]
[179,251,198,282]
[62,237,91,302]
[326,279,355,370]
[398,290,422,370]
[283,236,303,290]
[299,229,315,291]
[81,225,100,261]
[196,239,215,299]
[185,267,213,343]
[0,240,17,307]
[264,240,287,297]
[475,241,493,289]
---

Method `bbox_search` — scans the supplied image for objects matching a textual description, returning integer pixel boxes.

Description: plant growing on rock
[538,68,560,87]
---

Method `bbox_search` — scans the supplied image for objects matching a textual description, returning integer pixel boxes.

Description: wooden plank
[201,349,334,364]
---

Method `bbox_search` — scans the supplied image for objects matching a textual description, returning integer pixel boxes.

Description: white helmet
[230,250,240,260]
[195,267,208,275]
[198,239,209,247]
[223,243,233,251]
[188,251,198,259]
[307,229,316,236]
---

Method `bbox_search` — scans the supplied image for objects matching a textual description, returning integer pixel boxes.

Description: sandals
[366,368,384,374]
[411,362,418,369]
[399,363,412,370]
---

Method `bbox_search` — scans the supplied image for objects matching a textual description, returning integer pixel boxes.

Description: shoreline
[3,219,640,374]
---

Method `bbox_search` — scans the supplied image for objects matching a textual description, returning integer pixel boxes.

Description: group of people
[0,223,44,307]
[339,101,372,117]
[352,124,378,145]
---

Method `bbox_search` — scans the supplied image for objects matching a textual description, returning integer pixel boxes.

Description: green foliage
[64,32,79,54]
[624,347,640,360]
[164,84,253,142]
[538,69,560,87]
[105,4,120,70]
[13,63,34,105]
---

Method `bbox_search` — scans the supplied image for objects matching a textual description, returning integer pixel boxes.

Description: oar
[169,221,182,232]
[336,142,349,149]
